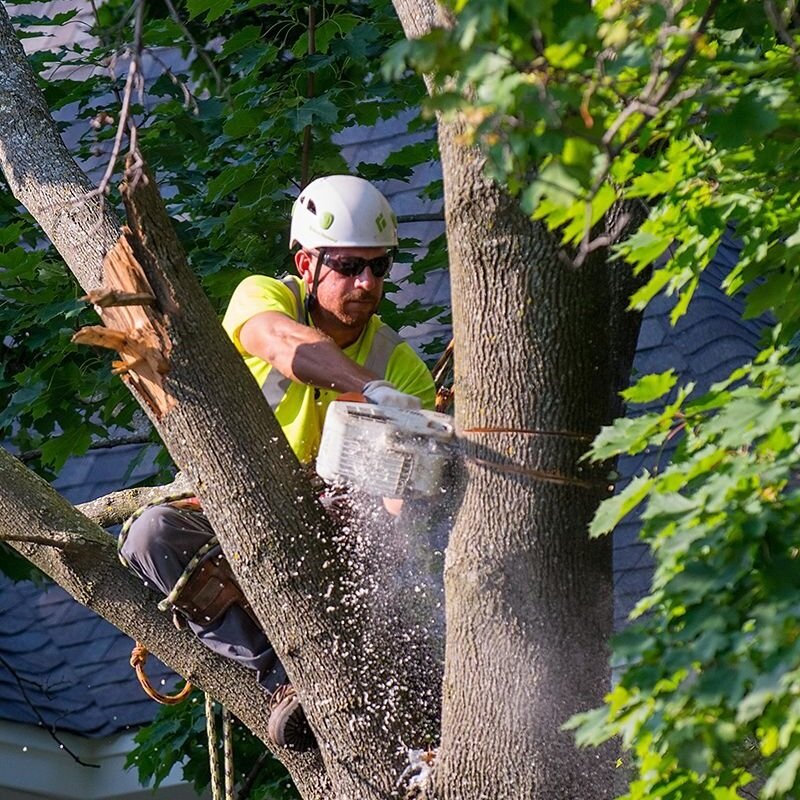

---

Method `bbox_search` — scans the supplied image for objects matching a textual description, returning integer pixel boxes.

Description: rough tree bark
[0,448,330,799]
[0,0,644,797]
[391,2,644,798]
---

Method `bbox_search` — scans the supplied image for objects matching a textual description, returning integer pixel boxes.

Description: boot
[267,684,317,751]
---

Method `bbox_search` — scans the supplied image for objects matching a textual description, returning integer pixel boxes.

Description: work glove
[362,380,422,410]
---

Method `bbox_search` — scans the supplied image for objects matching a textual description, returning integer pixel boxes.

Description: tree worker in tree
[119,175,436,751]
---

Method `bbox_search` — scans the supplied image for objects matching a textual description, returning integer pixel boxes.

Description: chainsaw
[316,400,455,498]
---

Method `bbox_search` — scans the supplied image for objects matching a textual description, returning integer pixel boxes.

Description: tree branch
[17,431,154,464]
[0,446,332,798]
[77,472,193,527]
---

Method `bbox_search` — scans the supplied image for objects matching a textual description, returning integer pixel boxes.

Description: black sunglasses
[309,248,394,279]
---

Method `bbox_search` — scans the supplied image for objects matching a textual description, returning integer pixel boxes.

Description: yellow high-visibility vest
[223,274,436,463]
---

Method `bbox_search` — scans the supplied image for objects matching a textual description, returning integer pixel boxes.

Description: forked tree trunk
[0,5,440,798]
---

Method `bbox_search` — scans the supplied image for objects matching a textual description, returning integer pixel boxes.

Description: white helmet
[290,175,398,249]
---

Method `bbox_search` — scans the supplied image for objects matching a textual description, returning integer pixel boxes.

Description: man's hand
[362,380,422,409]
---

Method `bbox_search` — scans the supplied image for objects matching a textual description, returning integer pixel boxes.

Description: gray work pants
[120,505,287,692]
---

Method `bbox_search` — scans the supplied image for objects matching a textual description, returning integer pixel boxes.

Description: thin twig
[18,432,154,464]
[764,0,800,68]
[77,473,194,528]
[84,0,146,214]
[573,211,633,267]
[237,749,271,800]
[301,5,317,189]
[0,654,100,768]
[163,0,224,95]
[148,50,199,112]
[564,0,721,261]
[86,52,140,207]
[604,0,719,153]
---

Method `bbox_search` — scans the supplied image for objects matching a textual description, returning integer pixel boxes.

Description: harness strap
[362,323,402,378]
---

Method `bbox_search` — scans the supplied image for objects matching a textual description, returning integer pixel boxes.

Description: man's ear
[295,249,313,284]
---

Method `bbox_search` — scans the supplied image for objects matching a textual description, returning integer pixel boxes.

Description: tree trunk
[390,2,643,795]
[0,5,440,797]
[428,128,633,799]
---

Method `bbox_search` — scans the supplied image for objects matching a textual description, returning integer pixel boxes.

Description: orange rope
[467,455,611,491]
[461,426,595,442]
[130,642,192,705]
[461,426,606,488]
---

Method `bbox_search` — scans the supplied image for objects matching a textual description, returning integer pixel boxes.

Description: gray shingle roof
[613,231,768,628]
[0,444,178,738]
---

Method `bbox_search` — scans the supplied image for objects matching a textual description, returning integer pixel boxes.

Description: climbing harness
[122,492,236,800]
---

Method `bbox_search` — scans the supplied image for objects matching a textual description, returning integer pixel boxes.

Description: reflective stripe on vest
[262,278,304,408]
[362,324,402,377]
[261,276,403,410]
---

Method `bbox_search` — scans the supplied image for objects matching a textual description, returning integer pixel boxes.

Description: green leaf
[186,0,232,22]
[620,230,672,275]
[763,750,800,798]
[220,25,262,58]
[223,109,262,139]
[292,96,339,131]
[38,425,92,472]
[591,414,669,460]
[590,472,654,537]
[621,370,678,404]
[206,163,258,203]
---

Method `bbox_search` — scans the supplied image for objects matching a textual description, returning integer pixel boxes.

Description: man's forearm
[241,311,374,393]
[290,339,377,394]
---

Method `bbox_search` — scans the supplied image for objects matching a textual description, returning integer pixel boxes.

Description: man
[119,175,436,751]
[224,174,435,463]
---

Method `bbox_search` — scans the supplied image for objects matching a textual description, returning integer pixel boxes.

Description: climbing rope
[223,705,235,800]
[129,643,193,704]
[206,694,236,800]
[206,694,222,800]
[157,535,220,613]
[122,493,235,799]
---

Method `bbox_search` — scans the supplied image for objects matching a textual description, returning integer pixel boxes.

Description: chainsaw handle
[335,392,367,403]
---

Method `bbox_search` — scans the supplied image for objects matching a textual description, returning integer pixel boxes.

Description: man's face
[298,246,387,330]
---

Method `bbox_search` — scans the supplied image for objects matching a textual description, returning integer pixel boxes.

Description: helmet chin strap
[303,249,325,323]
